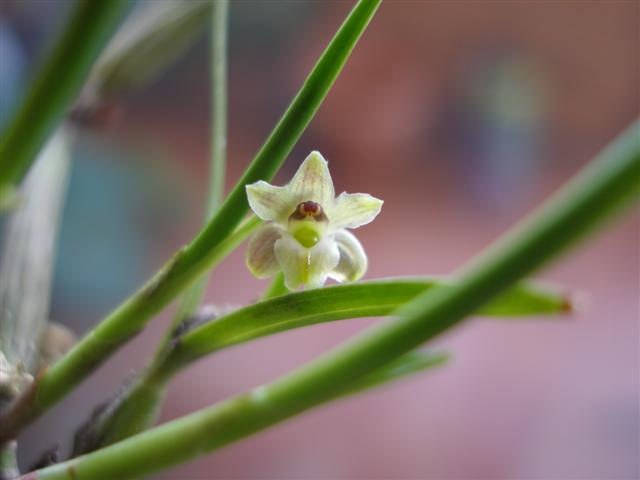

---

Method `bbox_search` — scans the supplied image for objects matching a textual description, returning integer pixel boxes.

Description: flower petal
[246,181,293,223]
[274,233,339,290]
[246,223,282,278]
[328,192,383,230]
[329,230,368,282]
[286,151,335,207]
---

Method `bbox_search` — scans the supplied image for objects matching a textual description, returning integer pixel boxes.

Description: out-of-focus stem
[0,0,129,190]
[160,0,231,349]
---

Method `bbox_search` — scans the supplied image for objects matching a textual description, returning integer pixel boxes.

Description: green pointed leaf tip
[177,278,570,359]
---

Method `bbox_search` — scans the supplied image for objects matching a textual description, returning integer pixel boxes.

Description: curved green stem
[0,0,130,190]
[24,120,639,480]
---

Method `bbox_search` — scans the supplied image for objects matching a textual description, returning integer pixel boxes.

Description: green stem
[71,275,565,456]
[208,0,229,217]
[25,120,639,480]
[261,273,289,300]
[0,0,129,190]
[0,0,381,442]
[160,0,231,345]
[152,216,260,361]
[153,0,231,363]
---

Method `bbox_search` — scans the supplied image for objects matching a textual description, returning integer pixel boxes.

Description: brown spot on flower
[299,201,321,215]
[290,201,328,222]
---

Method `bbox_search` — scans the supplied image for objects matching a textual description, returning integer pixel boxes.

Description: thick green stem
[0,0,381,442]
[24,120,639,480]
[0,0,129,190]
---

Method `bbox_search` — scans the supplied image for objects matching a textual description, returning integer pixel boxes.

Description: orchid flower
[245,151,383,290]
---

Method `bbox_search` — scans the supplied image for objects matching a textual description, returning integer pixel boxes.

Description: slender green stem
[155,0,231,358]
[0,0,381,442]
[162,0,231,340]
[25,120,639,480]
[66,219,260,457]
[151,216,260,359]
[208,0,229,217]
[261,273,289,300]
[0,0,130,190]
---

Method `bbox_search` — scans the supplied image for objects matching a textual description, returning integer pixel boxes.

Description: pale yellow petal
[286,151,335,207]
[246,181,293,223]
[246,223,282,278]
[328,192,383,230]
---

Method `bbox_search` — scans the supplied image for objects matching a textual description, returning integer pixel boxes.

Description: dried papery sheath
[246,152,383,289]
[85,0,210,102]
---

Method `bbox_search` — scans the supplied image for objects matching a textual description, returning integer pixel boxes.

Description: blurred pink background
[2,0,638,478]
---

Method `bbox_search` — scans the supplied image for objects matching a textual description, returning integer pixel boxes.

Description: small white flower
[245,151,383,290]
